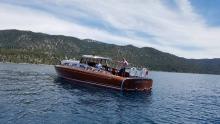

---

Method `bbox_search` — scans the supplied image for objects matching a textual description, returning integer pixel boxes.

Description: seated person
[95,62,102,70]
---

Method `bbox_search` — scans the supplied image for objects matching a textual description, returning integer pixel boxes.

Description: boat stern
[121,78,153,92]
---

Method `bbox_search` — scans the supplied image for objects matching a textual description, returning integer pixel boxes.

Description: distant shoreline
[1,61,219,76]
[0,61,54,66]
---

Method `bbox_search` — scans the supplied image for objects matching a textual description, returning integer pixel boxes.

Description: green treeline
[0,29,220,75]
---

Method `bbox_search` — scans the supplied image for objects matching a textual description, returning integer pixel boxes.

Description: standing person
[119,58,128,76]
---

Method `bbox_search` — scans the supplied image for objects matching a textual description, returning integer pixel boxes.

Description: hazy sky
[0,0,220,59]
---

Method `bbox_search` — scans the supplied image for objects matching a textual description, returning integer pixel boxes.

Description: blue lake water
[0,63,220,124]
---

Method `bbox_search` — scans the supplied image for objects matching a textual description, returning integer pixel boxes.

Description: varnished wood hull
[55,65,153,92]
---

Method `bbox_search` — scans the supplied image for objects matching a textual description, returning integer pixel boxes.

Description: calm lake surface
[0,63,219,124]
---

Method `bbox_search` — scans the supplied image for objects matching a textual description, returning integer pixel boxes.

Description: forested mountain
[0,29,220,74]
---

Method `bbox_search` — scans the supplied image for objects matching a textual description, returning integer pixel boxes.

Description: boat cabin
[60,55,148,78]
[80,55,111,70]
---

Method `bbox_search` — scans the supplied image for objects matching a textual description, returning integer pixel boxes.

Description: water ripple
[0,63,220,124]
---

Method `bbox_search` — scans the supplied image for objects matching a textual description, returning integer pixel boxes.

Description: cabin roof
[82,55,111,60]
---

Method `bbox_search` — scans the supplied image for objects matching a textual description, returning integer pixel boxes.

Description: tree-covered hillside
[0,29,220,74]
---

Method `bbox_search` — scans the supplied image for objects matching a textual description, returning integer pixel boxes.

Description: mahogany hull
[55,65,153,92]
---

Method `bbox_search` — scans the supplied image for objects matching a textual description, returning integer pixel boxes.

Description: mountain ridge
[0,29,219,75]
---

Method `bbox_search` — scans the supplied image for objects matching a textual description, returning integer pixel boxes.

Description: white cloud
[0,0,220,59]
[0,3,152,46]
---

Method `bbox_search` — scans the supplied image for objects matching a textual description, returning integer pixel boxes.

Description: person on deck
[119,58,128,76]
[96,62,102,71]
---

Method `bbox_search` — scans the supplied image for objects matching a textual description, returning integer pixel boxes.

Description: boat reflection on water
[55,55,153,92]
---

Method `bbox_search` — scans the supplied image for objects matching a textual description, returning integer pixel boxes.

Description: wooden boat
[55,55,153,92]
